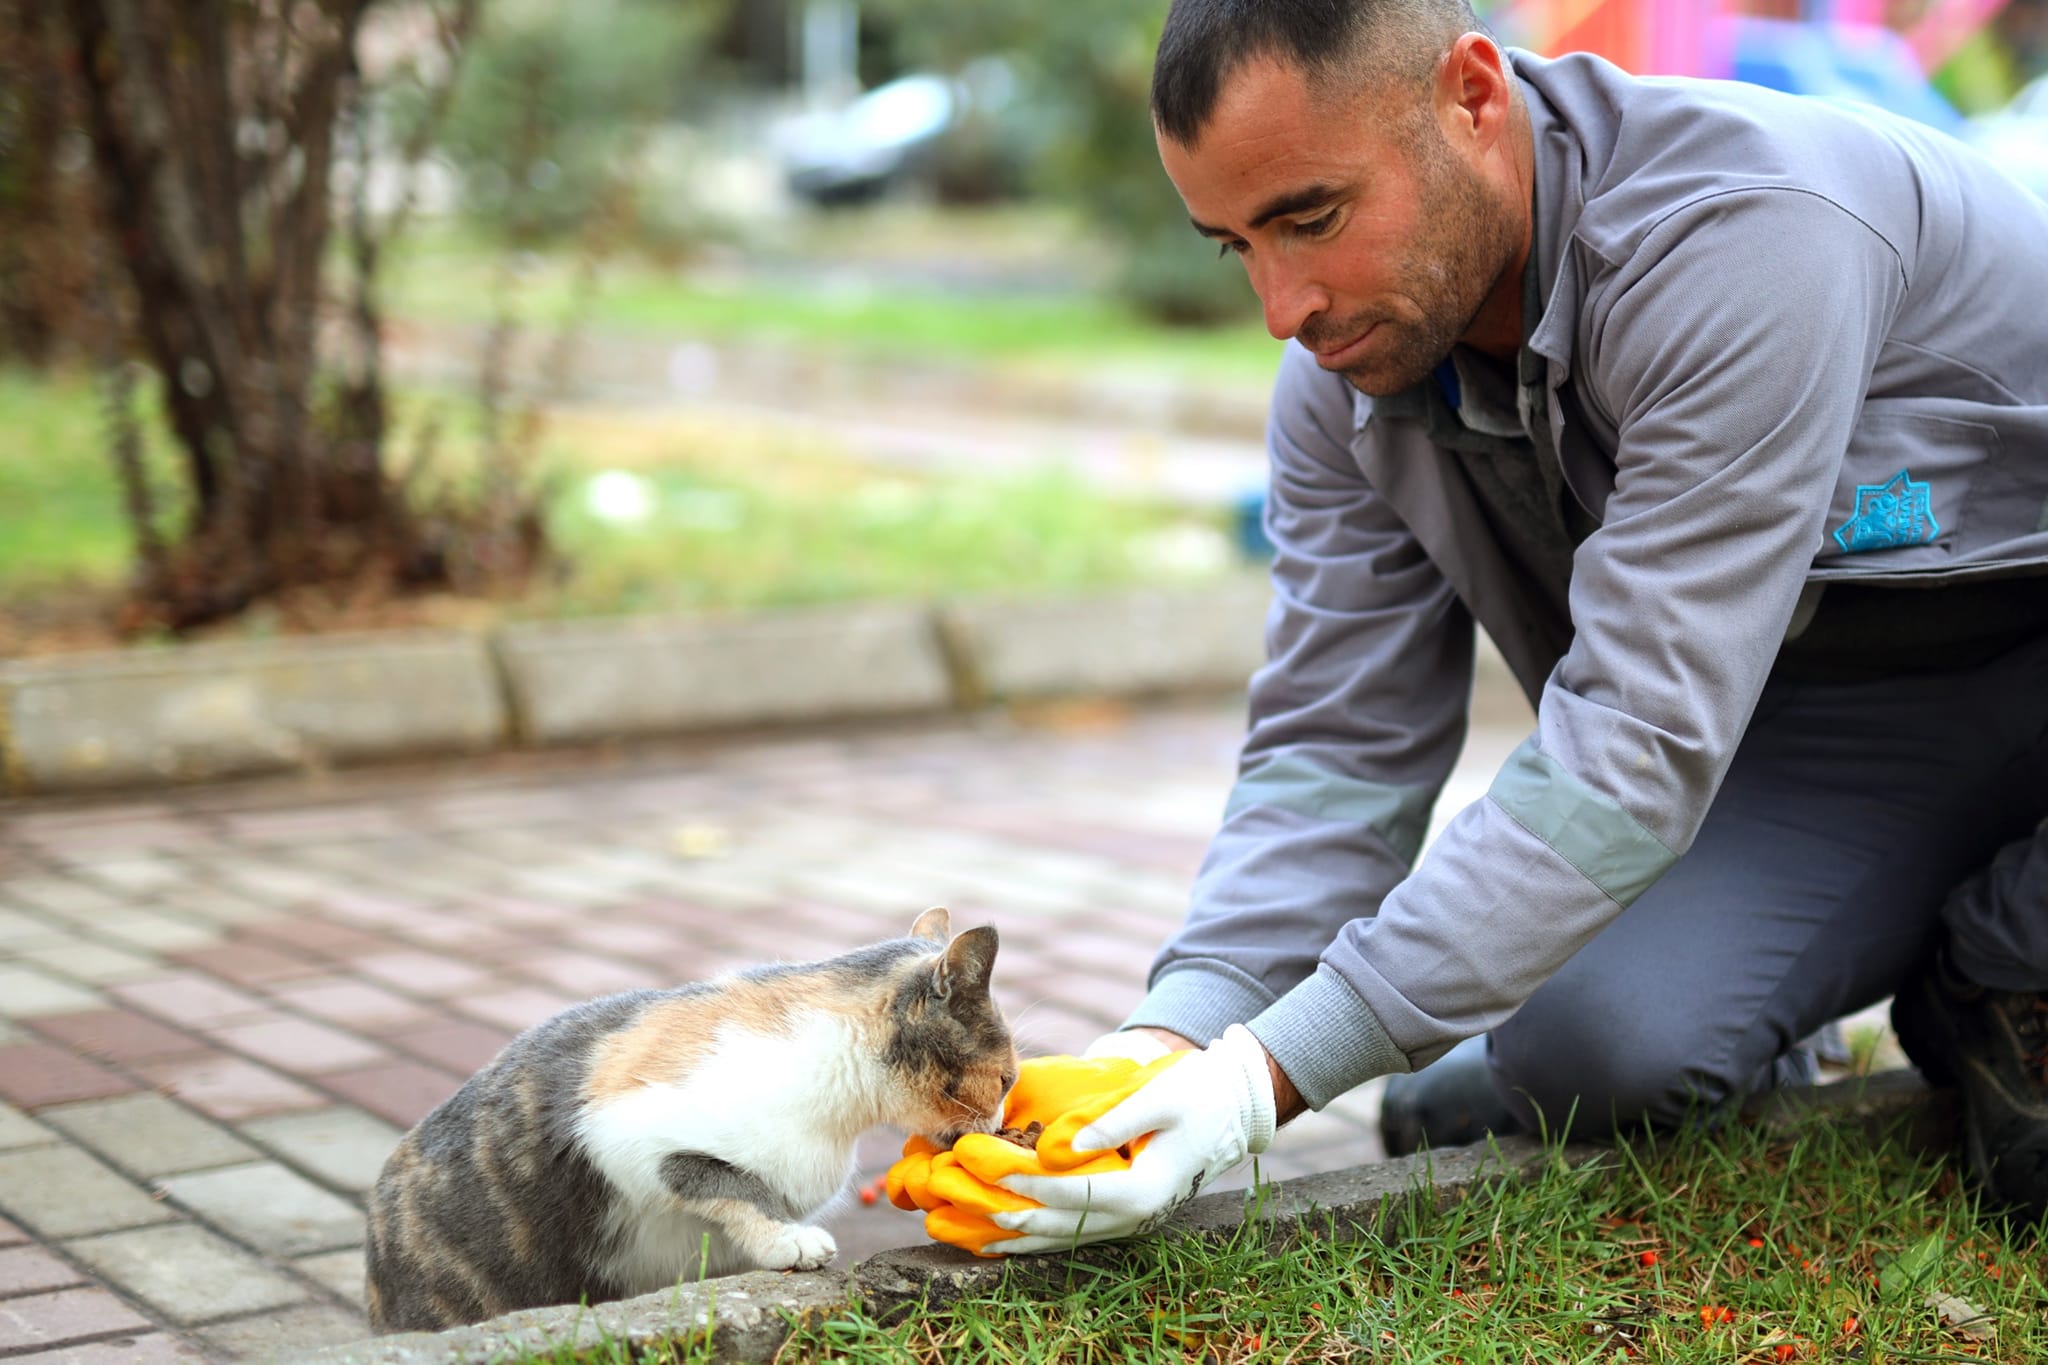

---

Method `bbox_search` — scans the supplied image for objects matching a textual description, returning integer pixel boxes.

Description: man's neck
[1459,107,1538,359]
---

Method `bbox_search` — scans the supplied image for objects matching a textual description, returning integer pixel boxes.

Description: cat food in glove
[885,1051,1186,1255]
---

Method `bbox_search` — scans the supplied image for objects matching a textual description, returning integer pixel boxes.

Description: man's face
[1159,54,1522,396]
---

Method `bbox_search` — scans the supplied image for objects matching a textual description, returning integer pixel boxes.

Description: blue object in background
[1232,485,1275,561]
[1726,17,1966,133]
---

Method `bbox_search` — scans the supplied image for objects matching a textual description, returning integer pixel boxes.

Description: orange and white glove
[884,1050,1187,1255]
[987,1024,1276,1253]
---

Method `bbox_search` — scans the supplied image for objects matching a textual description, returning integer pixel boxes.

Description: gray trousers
[1485,630,2048,1137]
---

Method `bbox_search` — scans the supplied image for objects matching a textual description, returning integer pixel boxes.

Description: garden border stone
[288,1070,1945,1365]
[934,580,1274,707]
[0,631,506,794]
[1,581,1323,796]
[491,602,955,746]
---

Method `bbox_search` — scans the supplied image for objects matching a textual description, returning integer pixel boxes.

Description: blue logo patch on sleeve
[1832,469,1940,554]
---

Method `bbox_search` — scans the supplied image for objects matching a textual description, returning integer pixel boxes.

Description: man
[988,0,2048,1252]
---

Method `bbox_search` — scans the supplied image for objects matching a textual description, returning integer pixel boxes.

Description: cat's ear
[909,906,951,944]
[930,925,998,1002]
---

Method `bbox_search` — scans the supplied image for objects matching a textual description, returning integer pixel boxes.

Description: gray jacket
[1126,51,2048,1108]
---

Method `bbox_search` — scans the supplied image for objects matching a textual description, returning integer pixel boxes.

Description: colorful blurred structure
[1491,0,2012,130]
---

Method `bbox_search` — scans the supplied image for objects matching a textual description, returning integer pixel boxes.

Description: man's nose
[1250,257,1328,342]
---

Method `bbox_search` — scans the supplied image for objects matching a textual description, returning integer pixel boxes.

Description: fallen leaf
[1927,1291,1996,1343]
[1879,1232,1947,1301]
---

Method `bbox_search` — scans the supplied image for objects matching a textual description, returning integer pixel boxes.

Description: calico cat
[364,907,1014,1334]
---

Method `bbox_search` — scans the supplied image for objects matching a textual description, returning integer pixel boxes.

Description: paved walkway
[0,697,1528,1363]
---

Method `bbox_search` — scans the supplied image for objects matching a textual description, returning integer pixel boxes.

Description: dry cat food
[994,1121,1044,1150]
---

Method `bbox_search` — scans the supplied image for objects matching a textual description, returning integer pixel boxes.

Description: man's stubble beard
[1318,137,1521,398]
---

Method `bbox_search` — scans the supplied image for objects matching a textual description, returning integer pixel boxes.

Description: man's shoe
[1379,1035,1522,1157]
[1891,950,2048,1222]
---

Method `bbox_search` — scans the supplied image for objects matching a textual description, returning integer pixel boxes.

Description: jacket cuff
[1119,960,1277,1045]
[1245,965,1408,1111]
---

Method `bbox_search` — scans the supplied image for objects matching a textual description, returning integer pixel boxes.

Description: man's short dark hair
[1151,0,1483,146]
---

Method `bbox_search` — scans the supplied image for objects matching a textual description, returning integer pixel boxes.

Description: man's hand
[988,1025,1278,1252]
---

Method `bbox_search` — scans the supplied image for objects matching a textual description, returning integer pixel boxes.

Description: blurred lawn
[0,366,1237,646]
[0,367,186,594]
[377,221,1282,387]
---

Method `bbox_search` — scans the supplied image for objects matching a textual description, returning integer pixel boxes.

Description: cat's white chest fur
[575,1011,882,1293]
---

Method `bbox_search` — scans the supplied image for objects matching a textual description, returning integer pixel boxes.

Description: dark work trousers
[1484,629,2048,1138]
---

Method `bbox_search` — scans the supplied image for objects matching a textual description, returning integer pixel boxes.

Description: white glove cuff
[1215,1024,1278,1155]
[1082,1029,1175,1064]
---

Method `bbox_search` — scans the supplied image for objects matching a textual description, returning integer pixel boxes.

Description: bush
[423,0,720,242]
[871,0,1258,327]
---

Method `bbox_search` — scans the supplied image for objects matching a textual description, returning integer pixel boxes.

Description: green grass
[0,367,1236,645]
[376,224,1283,387]
[520,1112,2043,1365]
[0,367,186,594]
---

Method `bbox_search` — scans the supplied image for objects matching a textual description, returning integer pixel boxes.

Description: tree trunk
[58,0,444,628]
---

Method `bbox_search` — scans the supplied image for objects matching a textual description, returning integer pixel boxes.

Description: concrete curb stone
[492,602,955,746]
[0,582,1299,797]
[286,1070,1945,1365]
[0,632,505,794]
[935,579,1273,706]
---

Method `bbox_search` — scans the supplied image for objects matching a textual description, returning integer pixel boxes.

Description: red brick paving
[106,975,269,1030]
[347,951,492,997]
[0,1287,151,1351]
[316,1060,464,1128]
[0,1045,136,1112]
[263,976,434,1032]
[10,1335,207,1363]
[0,1245,85,1296]
[385,1019,512,1074]
[0,702,1433,1358]
[22,1011,204,1067]
[131,1053,327,1122]
[454,985,582,1033]
[234,919,394,960]
[206,1017,391,1075]
[164,940,323,987]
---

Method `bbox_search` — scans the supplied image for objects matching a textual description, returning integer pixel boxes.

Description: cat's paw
[756,1223,837,1272]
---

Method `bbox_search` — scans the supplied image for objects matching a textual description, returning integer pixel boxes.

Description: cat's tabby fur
[364,908,1014,1333]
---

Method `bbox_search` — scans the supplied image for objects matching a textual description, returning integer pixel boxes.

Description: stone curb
[935,579,1273,708]
[493,602,955,746]
[287,1071,1944,1365]
[0,631,507,794]
[0,581,1277,798]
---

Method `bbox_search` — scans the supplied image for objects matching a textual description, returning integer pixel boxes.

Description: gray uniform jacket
[1125,50,2048,1110]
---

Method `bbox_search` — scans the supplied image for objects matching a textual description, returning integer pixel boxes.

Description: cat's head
[881,907,1017,1148]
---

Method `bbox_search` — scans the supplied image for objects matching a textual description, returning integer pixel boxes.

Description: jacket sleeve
[1242,189,1906,1108]
[1119,340,1475,1085]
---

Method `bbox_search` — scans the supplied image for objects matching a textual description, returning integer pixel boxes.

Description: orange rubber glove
[885,1051,1188,1255]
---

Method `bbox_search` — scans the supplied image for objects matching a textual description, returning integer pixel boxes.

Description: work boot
[1891,948,2048,1222]
[1379,1035,1522,1157]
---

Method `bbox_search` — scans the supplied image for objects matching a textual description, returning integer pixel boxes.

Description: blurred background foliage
[0,0,2042,653]
[861,0,1257,325]
[409,0,725,246]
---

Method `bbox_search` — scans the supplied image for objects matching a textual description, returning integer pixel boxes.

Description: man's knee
[1491,991,1760,1139]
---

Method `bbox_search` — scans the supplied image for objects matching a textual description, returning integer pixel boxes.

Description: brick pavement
[0,697,1529,1362]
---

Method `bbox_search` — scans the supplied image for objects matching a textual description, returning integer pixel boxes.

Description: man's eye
[1294,213,1337,238]
[1216,239,1247,258]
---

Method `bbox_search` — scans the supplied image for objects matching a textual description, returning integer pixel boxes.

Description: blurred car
[1966,73,2048,200]
[778,72,959,205]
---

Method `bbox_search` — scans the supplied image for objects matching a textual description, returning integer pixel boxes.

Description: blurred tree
[0,0,96,362]
[868,0,1256,325]
[53,0,544,632]
[422,0,720,245]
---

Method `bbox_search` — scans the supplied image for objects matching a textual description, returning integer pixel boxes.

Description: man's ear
[931,926,998,1002]
[1436,31,1512,153]
[909,906,951,944]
